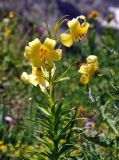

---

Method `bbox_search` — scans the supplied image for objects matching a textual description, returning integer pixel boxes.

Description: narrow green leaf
[37,105,50,116]
[42,17,52,38]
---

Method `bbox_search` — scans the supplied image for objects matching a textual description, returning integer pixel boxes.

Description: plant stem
[49,70,58,160]
[49,70,54,106]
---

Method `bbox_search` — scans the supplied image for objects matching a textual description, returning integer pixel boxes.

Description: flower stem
[49,70,59,159]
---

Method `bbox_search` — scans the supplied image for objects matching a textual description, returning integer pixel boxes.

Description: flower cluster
[21,15,95,88]
[21,38,62,91]
[78,55,99,85]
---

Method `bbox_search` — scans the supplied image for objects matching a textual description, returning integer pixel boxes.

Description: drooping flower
[21,67,49,92]
[24,38,62,70]
[60,15,89,47]
[78,55,99,85]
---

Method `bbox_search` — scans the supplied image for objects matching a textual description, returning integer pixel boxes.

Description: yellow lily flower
[60,15,89,47]
[24,38,62,70]
[78,55,99,85]
[21,67,49,92]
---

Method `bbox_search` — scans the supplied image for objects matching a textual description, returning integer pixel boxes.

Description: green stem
[49,70,58,160]
[49,70,54,106]
[53,139,58,160]
[115,136,119,159]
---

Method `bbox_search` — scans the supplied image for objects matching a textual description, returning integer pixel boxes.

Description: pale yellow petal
[21,71,38,86]
[86,55,99,73]
[68,18,80,31]
[29,38,41,49]
[77,15,88,27]
[51,49,62,61]
[31,67,46,85]
[80,75,90,85]
[76,22,89,37]
[76,15,89,36]
[43,38,56,50]
[29,74,39,86]
[21,72,29,82]
[78,65,89,75]
[79,22,89,34]
[77,15,86,24]
[24,46,32,58]
[32,67,42,76]
[24,39,41,66]
[80,22,89,35]
[60,33,74,47]
[86,55,98,63]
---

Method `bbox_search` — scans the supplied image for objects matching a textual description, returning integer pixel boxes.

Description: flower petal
[29,74,39,86]
[77,15,86,26]
[43,38,56,50]
[24,46,32,58]
[60,33,73,47]
[78,64,89,75]
[21,71,38,86]
[86,55,99,73]
[29,38,41,49]
[76,16,89,36]
[21,72,29,82]
[68,18,79,31]
[80,75,91,85]
[24,39,41,67]
[86,55,98,63]
[79,22,89,34]
[32,67,46,86]
[51,49,62,61]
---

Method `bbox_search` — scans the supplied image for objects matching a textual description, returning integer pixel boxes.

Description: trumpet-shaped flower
[21,67,49,92]
[78,55,99,85]
[24,38,62,70]
[60,15,89,47]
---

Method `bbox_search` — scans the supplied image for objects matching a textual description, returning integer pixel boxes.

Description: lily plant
[21,15,100,159]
